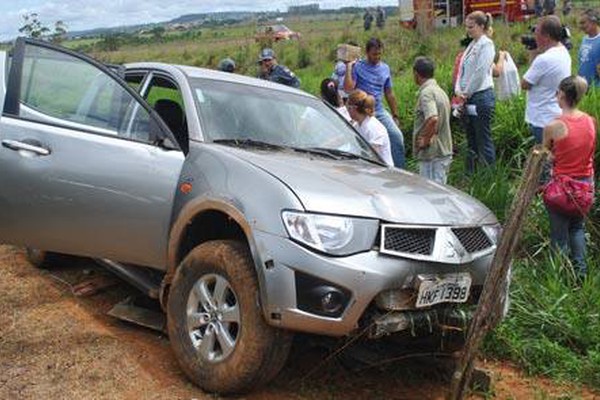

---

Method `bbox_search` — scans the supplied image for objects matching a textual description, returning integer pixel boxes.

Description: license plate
[416,273,472,308]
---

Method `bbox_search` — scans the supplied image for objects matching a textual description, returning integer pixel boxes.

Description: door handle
[2,139,51,156]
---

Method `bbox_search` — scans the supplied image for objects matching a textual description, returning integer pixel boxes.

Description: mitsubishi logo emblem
[445,239,466,259]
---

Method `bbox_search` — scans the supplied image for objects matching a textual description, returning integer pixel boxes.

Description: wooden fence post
[448,146,549,400]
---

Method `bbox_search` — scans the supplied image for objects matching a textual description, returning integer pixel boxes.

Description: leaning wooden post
[448,146,549,400]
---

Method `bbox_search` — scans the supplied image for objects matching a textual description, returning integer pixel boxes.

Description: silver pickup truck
[0,38,502,394]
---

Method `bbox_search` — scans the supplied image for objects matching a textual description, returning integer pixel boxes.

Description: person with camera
[578,9,600,87]
[521,16,572,144]
[455,11,496,173]
[542,76,596,280]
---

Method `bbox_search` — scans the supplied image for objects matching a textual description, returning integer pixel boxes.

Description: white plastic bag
[495,52,520,101]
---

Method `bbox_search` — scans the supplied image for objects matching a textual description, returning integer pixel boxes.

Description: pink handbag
[542,175,595,217]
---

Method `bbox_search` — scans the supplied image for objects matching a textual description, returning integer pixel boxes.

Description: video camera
[520,25,572,51]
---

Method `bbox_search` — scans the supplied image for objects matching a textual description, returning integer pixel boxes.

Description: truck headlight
[281,211,378,256]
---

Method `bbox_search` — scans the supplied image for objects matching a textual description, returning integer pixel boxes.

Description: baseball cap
[218,58,236,73]
[258,48,275,63]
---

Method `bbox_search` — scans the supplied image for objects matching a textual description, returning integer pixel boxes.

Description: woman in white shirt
[346,90,394,166]
[455,11,497,173]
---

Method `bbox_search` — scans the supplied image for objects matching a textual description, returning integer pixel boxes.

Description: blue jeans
[419,156,452,184]
[462,88,496,174]
[547,207,587,277]
[529,124,544,144]
[375,109,405,169]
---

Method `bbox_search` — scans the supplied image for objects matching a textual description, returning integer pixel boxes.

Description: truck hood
[225,148,497,226]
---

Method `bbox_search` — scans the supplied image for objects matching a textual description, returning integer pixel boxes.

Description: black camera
[520,34,537,50]
[562,27,573,50]
[520,25,572,50]
[459,35,473,48]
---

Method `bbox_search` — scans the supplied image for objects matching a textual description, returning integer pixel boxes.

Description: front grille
[383,227,435,255]
[452,227,492,253]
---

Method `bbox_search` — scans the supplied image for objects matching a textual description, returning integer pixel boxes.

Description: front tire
[167,240,293,394]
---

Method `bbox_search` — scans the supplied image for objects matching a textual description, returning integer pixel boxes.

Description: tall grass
[485,255,600,388]
[86,14,600,390]
[466,89,600,391]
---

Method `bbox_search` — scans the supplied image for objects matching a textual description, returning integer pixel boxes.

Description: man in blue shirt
[344,38,405,168]
[578,9,600,86]
[257,48,301,88]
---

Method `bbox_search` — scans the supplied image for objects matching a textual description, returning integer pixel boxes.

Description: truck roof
[125,62,312,98]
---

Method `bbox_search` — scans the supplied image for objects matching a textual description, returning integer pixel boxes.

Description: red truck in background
[399,0,533,29]
[464,0,533,22]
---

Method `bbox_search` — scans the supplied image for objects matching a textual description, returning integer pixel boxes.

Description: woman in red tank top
[542,76,596,279]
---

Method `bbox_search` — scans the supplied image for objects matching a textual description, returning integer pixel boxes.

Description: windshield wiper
[290,147,340,160]
[303,147,385,166]
[212,140,384,166]
[213,140,339,161]
[212,138,287,150]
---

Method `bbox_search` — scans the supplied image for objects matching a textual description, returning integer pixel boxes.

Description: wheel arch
[163,199,266,309]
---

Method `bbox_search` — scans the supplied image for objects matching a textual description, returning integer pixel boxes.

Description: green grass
[485,255,600,387]
[62,37,100,49]
[62,13,600,391]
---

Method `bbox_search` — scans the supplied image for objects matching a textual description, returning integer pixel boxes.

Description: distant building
[288,4,320,14]
[168,23,188,31]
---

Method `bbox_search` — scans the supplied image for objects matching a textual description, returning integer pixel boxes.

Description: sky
[0,1,398,41]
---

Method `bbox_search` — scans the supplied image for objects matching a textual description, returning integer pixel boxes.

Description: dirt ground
[0,244,597,400]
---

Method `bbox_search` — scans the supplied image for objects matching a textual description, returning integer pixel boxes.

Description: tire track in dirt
[0,245,202,399]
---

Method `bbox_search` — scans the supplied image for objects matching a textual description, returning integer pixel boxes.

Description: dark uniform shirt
[261,64,301,88]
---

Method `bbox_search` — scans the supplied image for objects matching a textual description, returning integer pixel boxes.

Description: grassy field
[71,11,600,390]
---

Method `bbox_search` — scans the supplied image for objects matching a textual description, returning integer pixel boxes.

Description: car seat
[153,99,189,153]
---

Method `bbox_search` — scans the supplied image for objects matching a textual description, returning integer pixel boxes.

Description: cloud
[0,0,396,41]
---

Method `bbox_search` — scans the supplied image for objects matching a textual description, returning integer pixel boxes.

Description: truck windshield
[190,78,380,162]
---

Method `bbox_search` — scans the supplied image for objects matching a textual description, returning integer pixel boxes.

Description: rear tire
[167,240,293,394]
[25,248,62,269]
